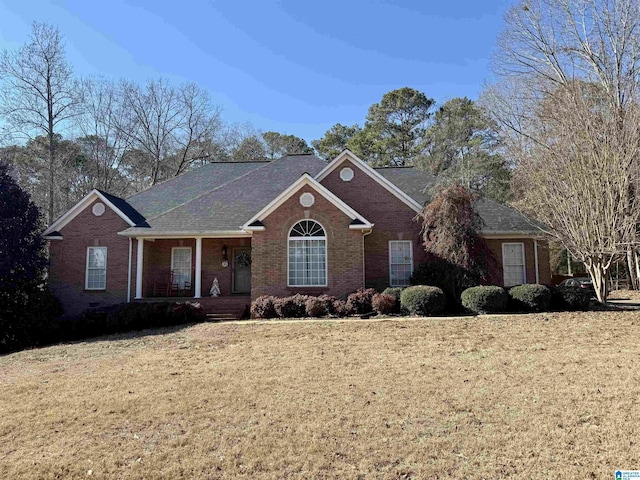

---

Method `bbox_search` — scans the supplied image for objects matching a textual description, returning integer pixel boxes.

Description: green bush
[346,288,377,315]
[508,284,551,312]
[382,287,404,313]
[0,299,206,354]
[400,285,447,316]
[550,285,591,311]
[460,286,508,314]
[0,286,64,353]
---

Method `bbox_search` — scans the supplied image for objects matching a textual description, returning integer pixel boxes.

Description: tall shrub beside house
[416,185,498,307]
[0,162,62,352]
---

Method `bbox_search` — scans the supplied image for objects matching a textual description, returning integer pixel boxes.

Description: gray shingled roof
[375,166,543,234]
[126,161,267,221]
[104,155,541,236]
[122,154,327,235]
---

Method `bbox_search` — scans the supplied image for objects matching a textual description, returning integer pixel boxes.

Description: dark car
[558,277,595,296]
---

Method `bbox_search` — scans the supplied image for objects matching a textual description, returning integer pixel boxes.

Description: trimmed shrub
[333,299,349,317]
[509,284,551,312]
[305,296,324,317]
[1,299,207,354]
[400,285,447,316]
[382,287,404,313]
[550,285,590,311]
[250,295,277,319]
[0,286,64,352]
[274,294,309,318]
[346,288,377,315]
[372,293,396,315]
[305,295,336,317]
[461,286,508,314]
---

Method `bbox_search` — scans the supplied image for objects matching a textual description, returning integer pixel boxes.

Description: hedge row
[250,286,448,319]
[461,284,590,314]
[0,300,205,354]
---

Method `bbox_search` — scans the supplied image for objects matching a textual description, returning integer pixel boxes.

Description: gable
[43,190,142,238]
[315,150,422,213]
[242,173,372,231]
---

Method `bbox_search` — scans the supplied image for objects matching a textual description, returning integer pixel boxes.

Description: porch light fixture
[221,244,229,268]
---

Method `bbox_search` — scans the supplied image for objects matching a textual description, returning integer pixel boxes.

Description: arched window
[288,220,327,286]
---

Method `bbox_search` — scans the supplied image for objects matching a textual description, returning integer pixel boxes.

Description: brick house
[44,150,550,317]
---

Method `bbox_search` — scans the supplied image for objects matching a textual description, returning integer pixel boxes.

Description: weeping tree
[416,184,498,305]
[484,0,640,301]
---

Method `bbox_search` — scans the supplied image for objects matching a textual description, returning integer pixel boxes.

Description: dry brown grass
[609,289,640,301]
[1,312,640,479]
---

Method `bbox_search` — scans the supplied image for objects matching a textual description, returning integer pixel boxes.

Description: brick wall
[251,184,364,298]
[48,199,131,317]
[485,238,552,286]
[320,159,427,291]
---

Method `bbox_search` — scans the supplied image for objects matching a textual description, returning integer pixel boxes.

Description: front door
[232,248,251,294]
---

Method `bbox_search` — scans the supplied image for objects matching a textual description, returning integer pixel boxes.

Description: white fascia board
[349,223,375,230]
[43,189,136,235]
[117,230,252,239]
[314,149,423,213]
[44,235,64,240]
[241,173,373,229]
[242,226,266,232]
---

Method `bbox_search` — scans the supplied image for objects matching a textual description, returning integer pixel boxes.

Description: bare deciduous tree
[484,0,640,301]
[75,77,133,196]
[0,22,83,222]
[119,79,222,186]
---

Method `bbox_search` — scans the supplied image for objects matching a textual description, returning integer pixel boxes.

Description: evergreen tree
[0,161,61,352]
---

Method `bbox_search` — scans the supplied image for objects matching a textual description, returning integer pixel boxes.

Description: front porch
[132,237,252,318]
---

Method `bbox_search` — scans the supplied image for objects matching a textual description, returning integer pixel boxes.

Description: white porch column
[194,237,202,298]
[135,238,144,299]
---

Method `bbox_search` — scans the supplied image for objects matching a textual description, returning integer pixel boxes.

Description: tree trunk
[626,248,639,290]
[585,261,609,304]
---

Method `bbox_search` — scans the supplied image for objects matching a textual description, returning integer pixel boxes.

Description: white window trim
[85,246,107,290]
[502,242,526,287]
[389,240,413,287]
[171,247,192,286]
[287,220,328,287]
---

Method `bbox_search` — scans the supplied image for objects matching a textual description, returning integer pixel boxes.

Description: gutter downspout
[362,228,373,288]
[534,240,540,284]
[127,237,132,303]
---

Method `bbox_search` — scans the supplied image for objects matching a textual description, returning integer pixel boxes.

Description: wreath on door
[235,252,251,267]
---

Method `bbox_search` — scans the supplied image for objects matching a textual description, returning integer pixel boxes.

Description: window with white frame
[171,247,192,288]
[86,247,107,290]
[389,240,413,287]
[288,220,327,286]
[502,243,526,287]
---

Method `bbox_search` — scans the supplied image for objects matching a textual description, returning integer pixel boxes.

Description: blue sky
[0,0,514,143]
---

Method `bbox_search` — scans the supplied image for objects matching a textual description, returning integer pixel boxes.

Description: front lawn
[1,311,638,478]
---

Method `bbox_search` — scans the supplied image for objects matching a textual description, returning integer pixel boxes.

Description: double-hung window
[389,240,413,287]
[288,220,327,286]
[503,243,526,287]
[86,247,107,290]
